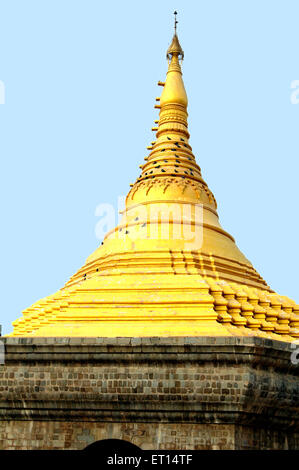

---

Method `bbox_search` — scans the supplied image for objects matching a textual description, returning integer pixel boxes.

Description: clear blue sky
[0,0,298,335]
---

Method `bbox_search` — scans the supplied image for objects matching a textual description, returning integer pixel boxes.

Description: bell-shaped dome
[8,29,299,340]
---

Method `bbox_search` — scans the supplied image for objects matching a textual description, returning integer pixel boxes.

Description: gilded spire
[160,14,188,115]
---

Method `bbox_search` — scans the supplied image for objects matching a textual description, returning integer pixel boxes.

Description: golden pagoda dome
[8,21,298,340]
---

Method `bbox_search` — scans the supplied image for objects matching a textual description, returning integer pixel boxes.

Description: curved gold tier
[9,32,298,340]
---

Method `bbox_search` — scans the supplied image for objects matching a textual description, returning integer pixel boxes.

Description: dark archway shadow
[83,438,142,453]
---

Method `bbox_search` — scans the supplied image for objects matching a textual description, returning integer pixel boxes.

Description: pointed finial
[174,11,178,34]
[166,12,184,61]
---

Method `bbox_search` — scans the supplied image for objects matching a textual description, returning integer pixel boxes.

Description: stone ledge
[0,336,297,372]
[1,336,294,349]
[0,404,297,429]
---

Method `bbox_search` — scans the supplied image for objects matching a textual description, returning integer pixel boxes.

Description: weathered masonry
[0,337,298,450]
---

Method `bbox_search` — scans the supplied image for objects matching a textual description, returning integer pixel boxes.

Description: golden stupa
[9,22,299,340]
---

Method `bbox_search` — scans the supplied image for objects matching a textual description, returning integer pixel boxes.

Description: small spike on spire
[174,10,178,34]
[167,11,184,61]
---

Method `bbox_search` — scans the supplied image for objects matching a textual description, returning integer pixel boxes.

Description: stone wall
[0,336,298,449]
